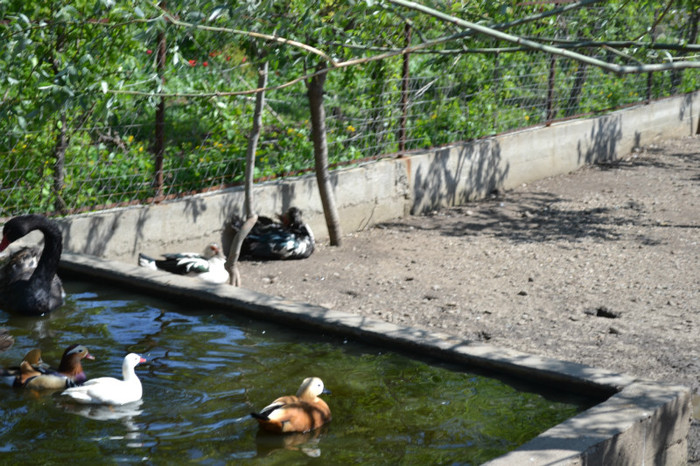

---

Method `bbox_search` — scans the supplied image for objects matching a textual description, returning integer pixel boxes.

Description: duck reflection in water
[255,427,325,458]
[61,400,143,444]
[4,314,58,341]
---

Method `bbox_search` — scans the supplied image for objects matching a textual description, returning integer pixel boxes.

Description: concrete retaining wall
[53,91,698,262]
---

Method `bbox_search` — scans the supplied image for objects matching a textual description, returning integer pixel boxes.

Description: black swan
[231,207,315,260]
[138,243,229,284]
[0,214,65,316]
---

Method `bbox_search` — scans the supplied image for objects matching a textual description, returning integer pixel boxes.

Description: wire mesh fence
[1,1,698,221]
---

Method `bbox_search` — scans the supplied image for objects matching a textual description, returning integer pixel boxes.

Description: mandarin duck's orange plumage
[1,348,47,387]
[251,377,331,433]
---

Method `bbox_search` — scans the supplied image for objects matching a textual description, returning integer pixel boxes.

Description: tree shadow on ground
[596,146,699,172]
[381,143,700,245]
[378,188,668,246]
[383,195,619,243]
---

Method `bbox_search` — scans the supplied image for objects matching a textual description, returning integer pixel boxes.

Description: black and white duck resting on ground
[0,214,65,316]
[231,207,315,260]
[138,243,229,284]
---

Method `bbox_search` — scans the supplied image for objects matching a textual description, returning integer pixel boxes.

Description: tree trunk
[244,61,267,219]
[308,63,342,246]
[227,61,268,286]
[226,214,258,287]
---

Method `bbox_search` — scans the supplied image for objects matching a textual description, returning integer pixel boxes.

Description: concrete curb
[59,252,692,465]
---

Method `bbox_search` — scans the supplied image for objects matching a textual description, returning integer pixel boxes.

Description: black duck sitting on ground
[232,207,315,260]
[0,215,65,316]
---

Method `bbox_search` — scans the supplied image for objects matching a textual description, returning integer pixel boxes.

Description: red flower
[203,61,209,67]
[226,56,231,61]
[241,57,247,63]
[146,49,153,55]
[188,59,196,66]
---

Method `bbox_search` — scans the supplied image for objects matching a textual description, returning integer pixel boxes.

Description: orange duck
[251,377,331,433]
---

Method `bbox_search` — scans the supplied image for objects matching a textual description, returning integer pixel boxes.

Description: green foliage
[0,0,697,217]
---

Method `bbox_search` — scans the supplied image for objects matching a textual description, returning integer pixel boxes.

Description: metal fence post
[399,23,411,155]
[153,2,167,201]
[546,55,556,125]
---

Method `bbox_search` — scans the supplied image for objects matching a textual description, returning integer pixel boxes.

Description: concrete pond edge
[60,252,692,465]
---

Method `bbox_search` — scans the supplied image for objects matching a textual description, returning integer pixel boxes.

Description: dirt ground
[238,135,700,463]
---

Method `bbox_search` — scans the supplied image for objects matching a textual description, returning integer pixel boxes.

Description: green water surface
[0,280,594,464]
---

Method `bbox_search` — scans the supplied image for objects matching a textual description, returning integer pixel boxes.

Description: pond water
[0,280,594,464]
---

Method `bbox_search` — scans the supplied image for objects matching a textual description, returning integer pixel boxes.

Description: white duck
[138,243,229,284]
[61,353,146,405]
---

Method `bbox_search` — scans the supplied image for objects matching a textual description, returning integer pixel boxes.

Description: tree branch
[155,9,336,66]
[99,0,699,100]
[226,214,258,287]
[387,0,700,74]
